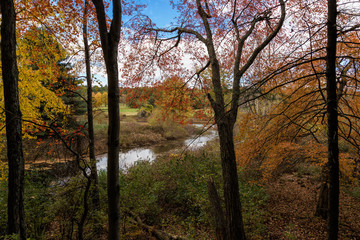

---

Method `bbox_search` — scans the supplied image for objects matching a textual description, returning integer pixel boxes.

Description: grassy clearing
[92,104,139,115]
[120,103,138,116]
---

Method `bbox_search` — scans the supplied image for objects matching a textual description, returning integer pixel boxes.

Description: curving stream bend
[96,127,217,170]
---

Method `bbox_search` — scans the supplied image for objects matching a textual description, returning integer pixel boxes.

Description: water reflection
[184,130,217,150]
[97,127,217,170]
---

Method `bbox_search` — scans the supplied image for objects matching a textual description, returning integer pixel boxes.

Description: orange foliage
[154,76,193,124]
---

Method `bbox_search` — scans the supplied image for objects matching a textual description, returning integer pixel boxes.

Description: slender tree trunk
[91,1,121,239]
[83,0,100,209]
[1,1,27,239]
[78,177,91,240]
[326,0,339,239]
[106,34,121,240]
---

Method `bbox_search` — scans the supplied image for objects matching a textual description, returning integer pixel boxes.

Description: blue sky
[118,0,178,28]
[141,0,178,27]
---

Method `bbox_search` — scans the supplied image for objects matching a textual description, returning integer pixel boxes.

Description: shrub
[148,109,188,139]
[24,170,54,240]
[120,149,268,239]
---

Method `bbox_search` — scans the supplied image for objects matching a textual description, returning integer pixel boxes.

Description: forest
[1,0,360,239]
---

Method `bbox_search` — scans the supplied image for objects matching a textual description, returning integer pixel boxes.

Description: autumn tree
[0,28,69,144]
[154,76,192,124]
[125,0,286,238]
[233,1,360,239]
[1,0,26,238]
[93,92,102,107]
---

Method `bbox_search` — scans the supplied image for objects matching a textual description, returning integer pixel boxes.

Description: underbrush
[148,109,190,140]
[119,146,269,239]
[352,185,360,200]
[1,145,269,239]
[0,170,55,239]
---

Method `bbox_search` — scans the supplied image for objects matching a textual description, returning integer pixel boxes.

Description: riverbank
[91,116,202,154]
[22,115,204,171]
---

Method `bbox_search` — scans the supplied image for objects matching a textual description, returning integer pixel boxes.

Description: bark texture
[1,0,27,239]
[91,0,121,239]
[83,0,100,209]
[326,0,339,239]
[207,178,227,240]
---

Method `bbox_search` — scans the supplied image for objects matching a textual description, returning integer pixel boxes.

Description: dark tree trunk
[1,0,27,239]
[83,0,100,209]
[207,178,227,240]
[217,118,246,240]
[315,181,329,219]
[91,0,121,239]
[326,0,339,239]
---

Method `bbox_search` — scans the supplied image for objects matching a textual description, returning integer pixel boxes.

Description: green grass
[120,104,138,116]
[75,104,139,134]
[120,103,139,116]
[95,104,138,113]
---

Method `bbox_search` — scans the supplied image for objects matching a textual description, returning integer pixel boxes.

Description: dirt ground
[264,173,360,240]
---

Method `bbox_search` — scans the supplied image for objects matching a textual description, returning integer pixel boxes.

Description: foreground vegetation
[0,142,269,239]
[1,139,359,239]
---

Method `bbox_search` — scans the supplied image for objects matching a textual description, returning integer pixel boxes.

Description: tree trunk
[207,177,227,240]
[91,0,121,239]
[217,119,246,240]
[315,181,329,219]
[326,0,339,239]
[106,36,121,240]
[83,0,100,209]
[1,0,27,239]
[78,177,91,240]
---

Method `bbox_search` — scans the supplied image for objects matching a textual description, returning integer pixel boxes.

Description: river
[96,126,217,170]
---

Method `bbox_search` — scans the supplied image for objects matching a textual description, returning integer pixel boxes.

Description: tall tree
[326,0,339,239]
[83,0,100,209]
[91,0,121,239]
[1,0,26,239]
[127,1,286,239]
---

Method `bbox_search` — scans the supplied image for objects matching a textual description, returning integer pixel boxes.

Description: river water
[96,127,217,170]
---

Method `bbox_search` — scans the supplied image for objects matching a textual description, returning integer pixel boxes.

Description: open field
[120,103,138,116]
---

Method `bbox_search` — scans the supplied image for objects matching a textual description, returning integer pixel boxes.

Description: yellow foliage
[93,92,103,107]
[0,27,68,137]
[0,160,8,182]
